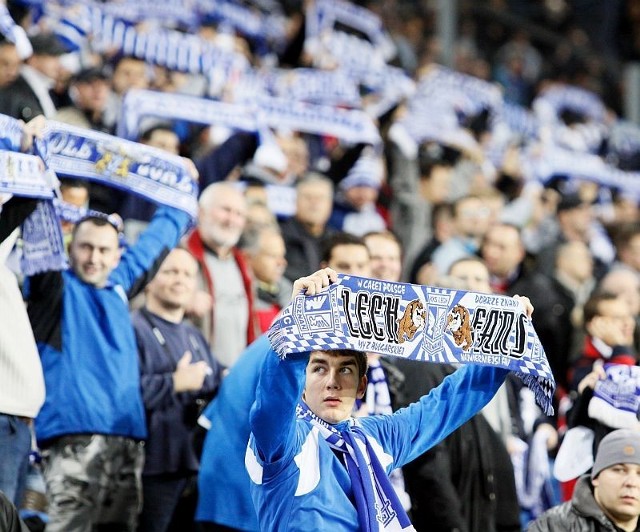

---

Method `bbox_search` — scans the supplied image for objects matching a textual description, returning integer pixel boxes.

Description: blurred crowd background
[3,0,640,531]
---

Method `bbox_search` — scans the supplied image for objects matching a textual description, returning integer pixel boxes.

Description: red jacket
[186,230,258,349]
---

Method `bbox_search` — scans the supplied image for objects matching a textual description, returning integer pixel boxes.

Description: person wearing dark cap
[54,66,113,133]
[529,428,640,531]
[0,32,67,121]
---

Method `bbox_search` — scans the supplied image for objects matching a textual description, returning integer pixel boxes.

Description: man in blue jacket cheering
[26,203,192,531]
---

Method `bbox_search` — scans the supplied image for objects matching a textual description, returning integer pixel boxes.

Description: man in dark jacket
[393,360,521,532]
[133,248,223,531]
[529,429,640,531]
[0,33,66,121]
[280,173,335,282]
[0,491,29,532]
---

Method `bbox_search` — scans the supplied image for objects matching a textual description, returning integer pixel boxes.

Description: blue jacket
[248,345,509,531]
[26,206,190,444]
[195,335,269,530]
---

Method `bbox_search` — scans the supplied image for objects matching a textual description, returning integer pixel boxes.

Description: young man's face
[448,259,491,293]
[69,222,121,287]
[593,463,640,528]
[303,351,367,425]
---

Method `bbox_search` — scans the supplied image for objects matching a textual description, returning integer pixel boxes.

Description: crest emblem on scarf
[95,144,132,178]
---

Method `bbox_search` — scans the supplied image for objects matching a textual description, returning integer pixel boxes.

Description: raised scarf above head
[39,121,199,220]
[0,116,199,274]
[117,89,381,147]
[269,274,556,416]
[296,401,415,532]
[0,115,66,275]
[524,144,640,201]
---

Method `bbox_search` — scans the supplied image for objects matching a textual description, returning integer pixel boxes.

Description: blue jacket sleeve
[111,205,191,298]
[249,345,307,464]
[361,364,509,469]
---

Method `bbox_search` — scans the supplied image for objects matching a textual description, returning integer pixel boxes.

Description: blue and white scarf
[523,144,640,200]
[6,120,198,274]
[118,89,381,146]
[198,0,287,45]
[589,364,640,429]
[305,0,395,69]
[0,114,27,151]
[269,274,556,416]
[0,150,66,275]
[0,115,66,275]
[52,2,249,75]
[40,121,199,219]
[415,65,504,116]
[533,84,606,125]
[296,401,415,531]
[0,3,32,58]
[237,68,362,108]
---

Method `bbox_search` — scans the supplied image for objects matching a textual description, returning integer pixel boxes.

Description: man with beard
[186,182,258,368]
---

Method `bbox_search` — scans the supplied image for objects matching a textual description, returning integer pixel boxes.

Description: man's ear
[356,375,368,400]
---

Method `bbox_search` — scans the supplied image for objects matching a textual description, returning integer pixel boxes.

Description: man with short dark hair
[529,428,640,531]
[133,248,222,532]
[26,200,191,531]
[320,232,371,276]
[55,66,113,133]
[247,268,534,531]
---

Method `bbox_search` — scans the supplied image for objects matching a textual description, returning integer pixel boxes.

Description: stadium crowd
[2,0,640,530]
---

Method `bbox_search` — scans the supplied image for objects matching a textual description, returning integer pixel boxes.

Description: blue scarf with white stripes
[296,401,415,531]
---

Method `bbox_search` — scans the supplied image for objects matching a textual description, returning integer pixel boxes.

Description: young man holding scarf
[247,267,534,531]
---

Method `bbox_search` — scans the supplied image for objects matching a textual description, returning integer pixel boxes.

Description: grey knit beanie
[591,429,640,479]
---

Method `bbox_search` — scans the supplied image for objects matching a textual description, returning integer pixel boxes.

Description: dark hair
[140,123,176,142]
[330,349,368,379]
[60,178,89,191]
[320,232,368,264]
[71,214,122,240]
[418,142,461,177]
[583,291,619,326]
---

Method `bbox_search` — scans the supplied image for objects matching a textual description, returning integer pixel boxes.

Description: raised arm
[362,295,533,469]
[112,206,192,298]
[249,268,338,464]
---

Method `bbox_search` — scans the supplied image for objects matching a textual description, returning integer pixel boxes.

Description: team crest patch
[396,299,425,344]
[447,304,473,351]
